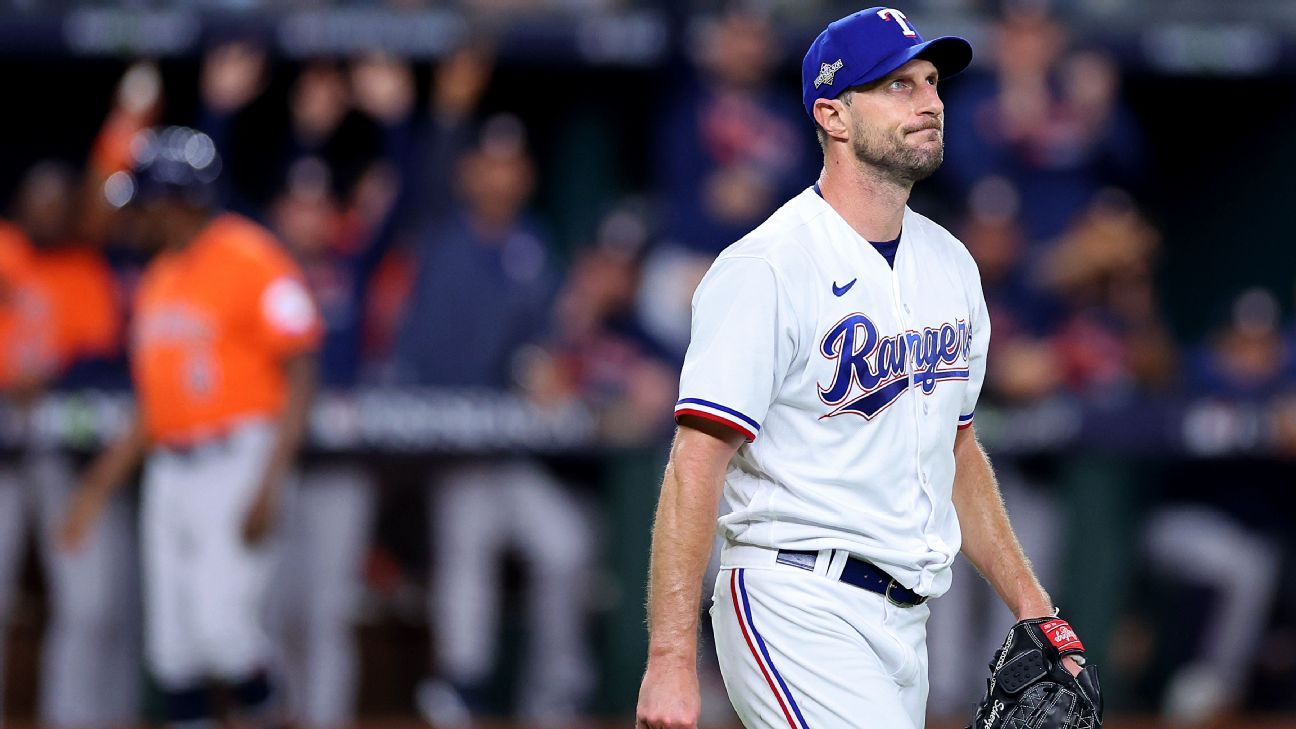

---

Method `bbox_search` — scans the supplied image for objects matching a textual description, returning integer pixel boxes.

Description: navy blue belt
[775,549,928,607]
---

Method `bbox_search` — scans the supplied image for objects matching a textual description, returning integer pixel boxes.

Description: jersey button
[922,402,929,414]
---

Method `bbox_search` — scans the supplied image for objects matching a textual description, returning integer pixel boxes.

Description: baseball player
[0,161,137,729]
[635,8,1086,728]
[61,126,321,729]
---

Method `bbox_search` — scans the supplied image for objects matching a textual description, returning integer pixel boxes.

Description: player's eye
[889,80,908,90]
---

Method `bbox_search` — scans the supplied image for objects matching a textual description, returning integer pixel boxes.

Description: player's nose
[916,83,944,118]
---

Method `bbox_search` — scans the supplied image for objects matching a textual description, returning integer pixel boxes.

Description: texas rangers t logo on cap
[877,8,918,37]
[814,59,845,89]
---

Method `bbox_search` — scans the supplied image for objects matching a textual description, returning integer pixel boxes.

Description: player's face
[17,164,75,247]
[460,148,535,225]
[846,59,945,184]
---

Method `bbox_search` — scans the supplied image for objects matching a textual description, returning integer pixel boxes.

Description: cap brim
[845,35,973,91]
[912,35,973,80]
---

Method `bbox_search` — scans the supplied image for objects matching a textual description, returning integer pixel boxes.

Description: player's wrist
[646,644,698,669]
[1013,593,1056,621]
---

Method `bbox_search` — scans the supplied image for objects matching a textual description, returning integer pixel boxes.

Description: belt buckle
[884,579,920,608]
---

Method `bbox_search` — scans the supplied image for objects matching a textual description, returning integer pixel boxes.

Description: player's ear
[813,98,851,145]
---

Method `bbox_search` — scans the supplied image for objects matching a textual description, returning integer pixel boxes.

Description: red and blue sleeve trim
[675,398,760,442]
[957,412,975,430]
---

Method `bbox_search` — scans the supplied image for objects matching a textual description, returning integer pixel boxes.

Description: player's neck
[817,157,910,243]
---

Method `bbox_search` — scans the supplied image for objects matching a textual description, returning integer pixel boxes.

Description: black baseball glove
[965,617,1102,729]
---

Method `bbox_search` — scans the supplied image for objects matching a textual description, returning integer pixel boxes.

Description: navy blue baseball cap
[802,7,973,118]
[103,126,223,209]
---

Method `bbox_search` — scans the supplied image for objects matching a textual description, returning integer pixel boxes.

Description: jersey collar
[802,183,913,270]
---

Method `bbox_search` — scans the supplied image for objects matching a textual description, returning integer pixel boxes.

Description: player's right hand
[635,658,701,729]
[241,481,280,547]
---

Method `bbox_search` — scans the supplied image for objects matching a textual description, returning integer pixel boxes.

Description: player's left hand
[1018,607,1084,677]
[966,617,1102,729]
[241,480,280,546]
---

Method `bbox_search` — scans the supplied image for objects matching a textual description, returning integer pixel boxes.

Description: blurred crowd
[1,4,1295,728]
[0,0,1034,14]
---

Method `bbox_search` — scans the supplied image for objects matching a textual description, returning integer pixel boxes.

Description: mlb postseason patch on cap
[802,6,972,118]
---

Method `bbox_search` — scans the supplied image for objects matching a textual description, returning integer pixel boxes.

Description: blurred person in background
[941,4,1145,246]
[201,43,419,729]
[1273,282,1296,455]
[200,42,383,218]
[0,59,159,726]
[279,60,385,215]
[1188,289,1295,404]
[540,203,677,446]
[656,8,811,255]
[393,96,597,723]
[548,208,735,727]
[266,157,383,729]
[198,40,270,215]
[1038,189,1178,398]
[61,126,322,729]
[357,46,494,378]
[0,166,53,729]
[0,167,74,401]
[1141,287,1290,725]
[0,160,136,729]
[639,8,816,357]
[924,177,1070,719]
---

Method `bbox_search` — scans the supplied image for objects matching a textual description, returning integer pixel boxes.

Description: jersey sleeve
[675,256,797,442]
[255,272,322,357]
[241,240,322,358]
[959,264,991,430]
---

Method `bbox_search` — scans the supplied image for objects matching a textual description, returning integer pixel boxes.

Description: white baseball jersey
[675,186,989,598]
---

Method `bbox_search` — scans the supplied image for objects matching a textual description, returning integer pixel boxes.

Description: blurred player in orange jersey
[0,161,139,729]
[0,211,57,398]
[22,163,122,374]
[62,126,322,729]
[0,175,60,728]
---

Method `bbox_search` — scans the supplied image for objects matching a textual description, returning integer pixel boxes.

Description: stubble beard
[851,122,944,186]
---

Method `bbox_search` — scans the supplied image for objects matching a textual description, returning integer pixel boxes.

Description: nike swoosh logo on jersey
[832,279,857,297]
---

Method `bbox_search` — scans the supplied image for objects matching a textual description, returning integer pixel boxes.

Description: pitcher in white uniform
[635,7,1085,729]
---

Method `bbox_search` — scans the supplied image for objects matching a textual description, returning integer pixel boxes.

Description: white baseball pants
[0,451,139,729]
[274,464,375,729]
[142,420,285,689]
[711,546,932,729]
[428,459,597,722]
